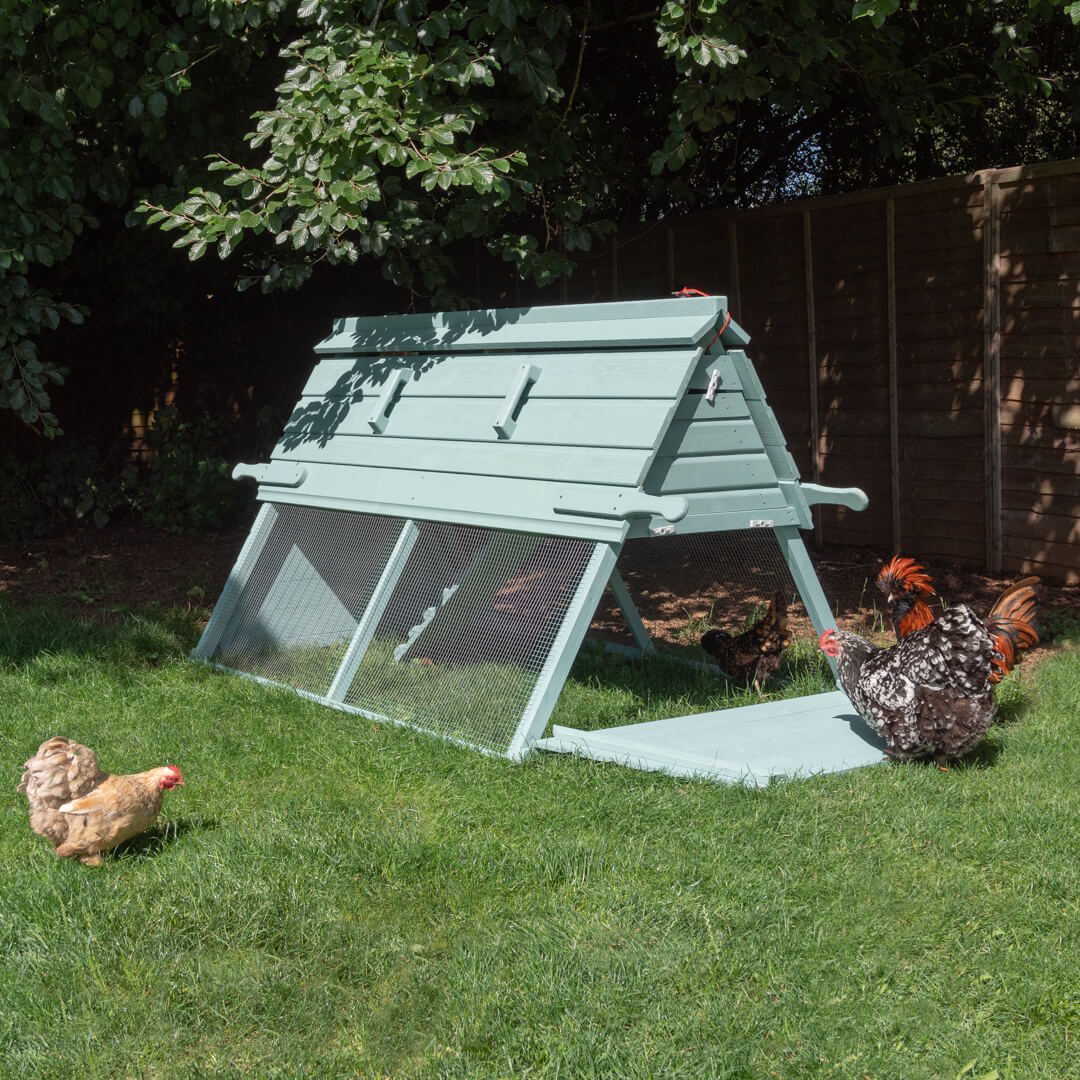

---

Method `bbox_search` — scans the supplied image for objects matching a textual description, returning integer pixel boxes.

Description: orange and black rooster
[701,591,791,693]
[876,556,937,638]
[876,556,1039,683]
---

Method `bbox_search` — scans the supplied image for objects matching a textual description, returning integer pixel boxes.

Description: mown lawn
[1,602,1078,1080]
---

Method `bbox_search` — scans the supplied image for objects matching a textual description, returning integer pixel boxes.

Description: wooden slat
[673,392,753,422]
[258,462,633,543]
[886,196,901,553]
[655,418,765,457]
[648,451,776,494]
[1001,537,1080,580]
[280,396,678,450]
[301,349,702,400]
[278,434,654,487]
[1002,477,1080,505]
[1001,401,1080,427]
[804,210,822,545]
[1002,509,1080,544]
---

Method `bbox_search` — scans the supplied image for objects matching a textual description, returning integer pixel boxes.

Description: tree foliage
[0,0,281,434]
[4,0,1080,434]
[141,0,1080,296]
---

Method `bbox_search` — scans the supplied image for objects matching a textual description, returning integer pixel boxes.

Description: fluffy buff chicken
[877,556,1039,683]
[18,737,184,866]
[16,736,106,846]
[701,591,791,693]
[819,606,1003,764]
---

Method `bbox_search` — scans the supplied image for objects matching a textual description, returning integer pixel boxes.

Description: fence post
[886,197,901,554]
[728,217,742,321]
[983,171,1003,573]
[803,210,822,547]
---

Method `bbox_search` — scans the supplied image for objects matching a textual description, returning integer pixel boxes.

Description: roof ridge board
[313,341,722,358]
[326,295,728,332]
[313,297,737,354]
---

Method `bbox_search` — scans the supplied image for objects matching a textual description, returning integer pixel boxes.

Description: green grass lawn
[2,601,1078,1080]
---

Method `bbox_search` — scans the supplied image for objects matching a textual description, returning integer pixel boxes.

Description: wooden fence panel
[540,159,1080,581]
[997,170,1080,581]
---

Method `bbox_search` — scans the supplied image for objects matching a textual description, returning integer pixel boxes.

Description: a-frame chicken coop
[193,295,885,784]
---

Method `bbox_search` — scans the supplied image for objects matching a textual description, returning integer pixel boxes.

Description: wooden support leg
[507,542,619,761]
[607,566,655,653]
[191,503,279,661]
[326,519,420,702]
[773,523,839,677]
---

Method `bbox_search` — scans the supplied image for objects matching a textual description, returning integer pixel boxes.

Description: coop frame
[194,296,885,784]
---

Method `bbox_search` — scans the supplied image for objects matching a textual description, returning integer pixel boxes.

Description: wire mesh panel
[204,503,598,756]
[208,504,404,696]
[339,521,595,754]
[598,527,803,649]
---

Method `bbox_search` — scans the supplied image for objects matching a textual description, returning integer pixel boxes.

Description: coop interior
[195,502,886,783]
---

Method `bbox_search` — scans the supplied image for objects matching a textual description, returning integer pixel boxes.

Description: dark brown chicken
[701,591,790,693]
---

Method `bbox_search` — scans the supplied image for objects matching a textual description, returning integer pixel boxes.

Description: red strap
[674,287,729,349]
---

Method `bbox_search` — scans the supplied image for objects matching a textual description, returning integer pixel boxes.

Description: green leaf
[147,92,168,119]
[128,96,144,119]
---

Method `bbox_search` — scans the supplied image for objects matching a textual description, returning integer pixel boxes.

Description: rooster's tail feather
[986,576,1039,683]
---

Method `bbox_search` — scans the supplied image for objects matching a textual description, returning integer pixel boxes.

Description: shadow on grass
[897,737,1003,772]
[0,598,203,666]
[570,638,837,711]
[109,815,218,861]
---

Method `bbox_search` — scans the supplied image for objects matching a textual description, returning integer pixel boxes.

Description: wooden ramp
[534,691,886,787]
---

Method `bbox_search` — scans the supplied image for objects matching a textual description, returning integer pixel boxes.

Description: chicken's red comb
[877,556,936,596]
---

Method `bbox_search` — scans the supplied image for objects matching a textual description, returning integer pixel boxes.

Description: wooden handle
[800,483,869,511]
[493,364,541,439]
[232,462,308,488]
[367,369,409,433]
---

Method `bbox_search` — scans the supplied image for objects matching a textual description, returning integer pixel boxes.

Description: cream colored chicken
[18,737,184,866]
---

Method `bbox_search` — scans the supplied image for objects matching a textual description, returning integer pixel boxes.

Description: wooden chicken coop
[192,295,886,785]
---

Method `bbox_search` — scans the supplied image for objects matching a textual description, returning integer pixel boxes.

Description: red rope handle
[673,288,731,350]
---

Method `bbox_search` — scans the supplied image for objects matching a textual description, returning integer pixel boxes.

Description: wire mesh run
[206,503,596,756]
[209,505,404,695]
[596,527,802,651]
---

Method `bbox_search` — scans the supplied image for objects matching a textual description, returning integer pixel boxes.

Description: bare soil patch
[1,523,1077,661]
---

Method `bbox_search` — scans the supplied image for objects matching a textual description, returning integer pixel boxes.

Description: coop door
[194,502,615,757]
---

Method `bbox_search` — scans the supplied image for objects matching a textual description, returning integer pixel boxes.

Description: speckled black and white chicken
[820,572,1039,764]
[818,608,999,765]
